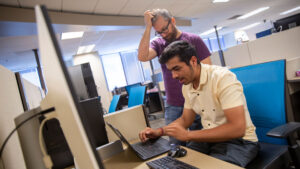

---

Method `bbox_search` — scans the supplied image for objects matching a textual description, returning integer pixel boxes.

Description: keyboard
[146,156,199,169]
[131,138,170,159]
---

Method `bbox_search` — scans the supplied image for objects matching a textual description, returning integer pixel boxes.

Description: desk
[103,146,243,169]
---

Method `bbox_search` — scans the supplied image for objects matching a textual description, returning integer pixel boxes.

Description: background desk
[103,146,243,169]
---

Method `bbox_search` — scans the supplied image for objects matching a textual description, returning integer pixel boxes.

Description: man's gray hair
[151,9,173,23]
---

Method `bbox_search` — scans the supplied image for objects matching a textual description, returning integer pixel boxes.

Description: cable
[0,107,55,159]
[0,156,5,169]
[38,112,57,169]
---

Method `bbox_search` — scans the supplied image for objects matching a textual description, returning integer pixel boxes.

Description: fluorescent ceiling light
[240,22,261,30]
[237,7,270,19]
[61,31,84,40]
[77,44,95,55]
[213,0,229,3]
[280,6,300,15]
[200,27,223,36]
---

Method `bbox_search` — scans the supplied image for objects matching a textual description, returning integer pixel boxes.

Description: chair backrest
[128,86,147,108]
[230,60,287,145]
[125,83,141,95]
[108,95,121,113]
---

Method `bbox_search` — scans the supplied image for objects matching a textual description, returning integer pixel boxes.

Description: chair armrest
[267,122,300,138]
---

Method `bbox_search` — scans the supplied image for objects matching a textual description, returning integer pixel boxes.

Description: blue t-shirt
[150,32,211,106]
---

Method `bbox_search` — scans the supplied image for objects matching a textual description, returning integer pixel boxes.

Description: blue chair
[125,83,141,96]
[231,60,300,169]
[108,95,120,113]
[128,86,147,108]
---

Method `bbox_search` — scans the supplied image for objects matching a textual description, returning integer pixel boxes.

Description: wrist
[186,130,192,142]
[158,127,164,136]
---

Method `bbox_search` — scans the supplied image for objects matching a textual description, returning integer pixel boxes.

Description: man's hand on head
[164,123,190,141]
[144,10,154,28]
[139,127,162,142]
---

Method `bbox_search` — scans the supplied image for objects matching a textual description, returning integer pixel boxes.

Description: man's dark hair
[159,40,199,65]
[151,9,173,23]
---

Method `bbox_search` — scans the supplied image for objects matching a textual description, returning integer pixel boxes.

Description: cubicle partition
[0,65,26,169]
[211,27,300,68]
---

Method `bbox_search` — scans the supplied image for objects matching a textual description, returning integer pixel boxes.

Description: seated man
[139,40,259,167]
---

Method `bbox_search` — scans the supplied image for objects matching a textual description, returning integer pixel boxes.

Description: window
[120,50,144,85]
[19,68,41,88]
[151,57,161,73]
[101,53,127,91]
[209,36,226,52]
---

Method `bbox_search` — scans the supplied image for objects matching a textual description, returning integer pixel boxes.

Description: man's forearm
[166,116,191,129]
[187,122,245,142]
[138,26,152,61]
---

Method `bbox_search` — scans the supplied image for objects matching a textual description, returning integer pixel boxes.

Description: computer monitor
[274,13,300,31]
[68,63,98,101]
[35,5,105,169]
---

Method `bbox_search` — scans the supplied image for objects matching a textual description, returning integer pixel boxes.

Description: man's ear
[171,17,176,25]
[191,56,197,65]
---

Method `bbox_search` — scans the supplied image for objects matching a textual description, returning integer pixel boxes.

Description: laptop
[106,122,171,160]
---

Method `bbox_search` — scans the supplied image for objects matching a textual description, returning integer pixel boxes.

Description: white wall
[248,27,300,64]
[0,65,26,169]
[211,26,300,68]
[73,52,112,112]
[22,78,43,109]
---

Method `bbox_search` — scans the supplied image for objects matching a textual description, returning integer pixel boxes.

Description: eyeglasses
[155,20,171,36]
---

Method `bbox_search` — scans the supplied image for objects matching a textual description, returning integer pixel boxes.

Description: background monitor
[35,5,105,169]
[68,63,98,100]
[274,13,300,31]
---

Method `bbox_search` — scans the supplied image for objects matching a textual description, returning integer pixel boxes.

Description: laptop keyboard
[146,156,199,169]
[132,138,170,159]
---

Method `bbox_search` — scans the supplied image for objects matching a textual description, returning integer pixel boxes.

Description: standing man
[138,9,211,145]
[139,41,259,167]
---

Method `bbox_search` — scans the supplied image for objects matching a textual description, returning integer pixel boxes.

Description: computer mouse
[177,147,187,157]
[167,145,187,158]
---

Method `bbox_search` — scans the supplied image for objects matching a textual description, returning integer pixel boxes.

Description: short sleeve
[216,71,244,110]
[182,85,192,109]
[150,39,159,55]
[193,36,211,61]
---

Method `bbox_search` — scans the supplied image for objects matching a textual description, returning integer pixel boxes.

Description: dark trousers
[164,103,202,146]
[187,138,259,167]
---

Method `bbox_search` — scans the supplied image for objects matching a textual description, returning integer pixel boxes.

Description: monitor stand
[14,107,73,169]
[15,107,48,169]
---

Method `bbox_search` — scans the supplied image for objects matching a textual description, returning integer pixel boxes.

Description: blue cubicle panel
[125,83,141,95]
[108,95,120,113]
[231,60,287,145]
[256,29,272,39]
[128,86,146,108]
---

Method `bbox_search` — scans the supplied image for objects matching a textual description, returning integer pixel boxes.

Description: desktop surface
[103,142,244,169]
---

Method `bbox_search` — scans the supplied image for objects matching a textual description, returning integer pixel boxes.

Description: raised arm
[138,10,157,62]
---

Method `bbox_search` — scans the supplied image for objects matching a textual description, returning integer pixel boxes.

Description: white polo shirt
[182,64,258,142]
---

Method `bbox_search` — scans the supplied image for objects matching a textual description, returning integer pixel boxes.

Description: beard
[163,26,178,43]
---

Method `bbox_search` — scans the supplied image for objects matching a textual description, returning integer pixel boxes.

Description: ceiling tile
[19,0,62,10]
[119,0,155,15]
[62,0,98,13]
[94,0,129,15]
[0,0,19,6]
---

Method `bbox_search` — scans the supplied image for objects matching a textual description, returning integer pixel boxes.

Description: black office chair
[231,60,300,169]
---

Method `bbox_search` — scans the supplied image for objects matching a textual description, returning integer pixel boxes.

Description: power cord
[0,156,5,169]
[0,107,55,167]
[38,112,57,169]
